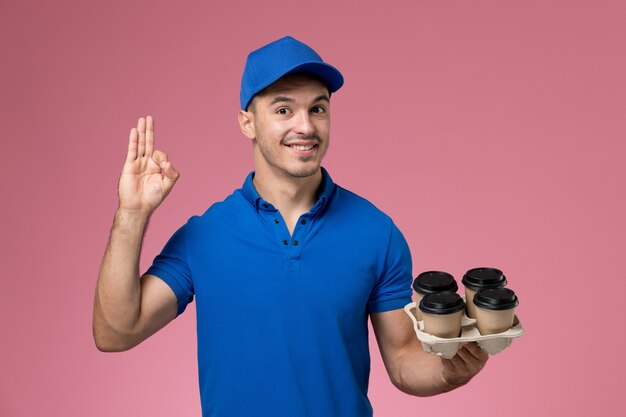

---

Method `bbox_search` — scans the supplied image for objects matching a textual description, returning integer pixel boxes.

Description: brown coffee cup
[412,271,458,320]
[419,292,465,338]
[473,288,519,335]
[462,267,507,318]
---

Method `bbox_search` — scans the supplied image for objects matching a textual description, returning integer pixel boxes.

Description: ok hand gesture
[118,116,180,216]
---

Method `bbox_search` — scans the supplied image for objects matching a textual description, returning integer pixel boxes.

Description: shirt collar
[240,167,336,214]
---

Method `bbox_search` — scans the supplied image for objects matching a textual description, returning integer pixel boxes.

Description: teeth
[291,145,314,151]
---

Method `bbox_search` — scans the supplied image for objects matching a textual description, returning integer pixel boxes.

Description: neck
[252,167,323,215]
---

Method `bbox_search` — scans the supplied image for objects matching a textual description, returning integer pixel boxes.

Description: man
[93,36,488,417]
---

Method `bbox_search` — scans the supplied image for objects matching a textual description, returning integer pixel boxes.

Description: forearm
[93,208,150,350]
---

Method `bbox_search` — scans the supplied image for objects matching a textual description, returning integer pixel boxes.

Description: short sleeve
[367,221,413,313]
[144,220,195,316]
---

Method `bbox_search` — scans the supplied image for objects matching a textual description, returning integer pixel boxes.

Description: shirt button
[274,219,280,224]
[293,240,299,246]
[300,219,307,225]
[283,240,288,245]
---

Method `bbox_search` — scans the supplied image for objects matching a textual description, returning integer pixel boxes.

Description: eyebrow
[269,94,330,106]
[312,94,330,103]
[269,96,295,106]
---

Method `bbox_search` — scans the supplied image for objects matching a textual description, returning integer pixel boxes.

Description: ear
[238,109,256,140]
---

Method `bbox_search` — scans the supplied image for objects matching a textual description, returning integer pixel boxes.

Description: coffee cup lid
[462,267,507,290]
[418,291,465,315]
[412,271,459,295]
[473,288,519,310]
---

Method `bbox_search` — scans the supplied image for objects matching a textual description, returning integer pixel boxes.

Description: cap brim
[284,62,344,92]
[244,62,344,110]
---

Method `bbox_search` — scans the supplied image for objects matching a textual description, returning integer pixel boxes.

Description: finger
[455,346,477,365]
[163,161,180,185]
[462,342,489,362]
[152,149,169,167]
[440,357,467,386]
[145,115,154,156]
[448,350,469,373]
[161,162,180,196]
[440,357,456,373]
[137,117,146,157]
[126,128,138,162]
[454,345,487,379]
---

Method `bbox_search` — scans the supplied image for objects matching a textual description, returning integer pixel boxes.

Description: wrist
[114,207,151,229]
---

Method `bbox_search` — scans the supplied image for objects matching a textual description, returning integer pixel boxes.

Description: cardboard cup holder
[404,298,524,359]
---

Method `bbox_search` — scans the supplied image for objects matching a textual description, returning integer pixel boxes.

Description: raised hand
[118,116,180,216]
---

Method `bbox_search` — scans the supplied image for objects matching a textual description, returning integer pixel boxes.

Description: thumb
[162,161,180,189]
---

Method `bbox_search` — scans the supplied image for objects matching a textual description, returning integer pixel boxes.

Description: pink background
[1,0,625,415]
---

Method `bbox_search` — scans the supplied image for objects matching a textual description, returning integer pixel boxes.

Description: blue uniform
[146,167,413,417]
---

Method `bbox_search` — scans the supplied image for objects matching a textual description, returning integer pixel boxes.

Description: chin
[286,165,321,178]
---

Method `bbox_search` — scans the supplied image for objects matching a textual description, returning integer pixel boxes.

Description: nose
[293,110,315,136]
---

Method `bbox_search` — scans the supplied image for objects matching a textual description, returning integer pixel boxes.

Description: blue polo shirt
[145,167,413,417]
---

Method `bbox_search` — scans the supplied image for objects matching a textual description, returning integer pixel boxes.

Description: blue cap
[240,36,344,110]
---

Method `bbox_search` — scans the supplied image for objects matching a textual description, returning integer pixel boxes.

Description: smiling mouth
[288,144,317,151]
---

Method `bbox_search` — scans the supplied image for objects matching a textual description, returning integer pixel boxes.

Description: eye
[310,106,326,114]
[276,108,291,115]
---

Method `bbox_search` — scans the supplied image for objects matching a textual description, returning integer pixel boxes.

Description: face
[239,74,331,180]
